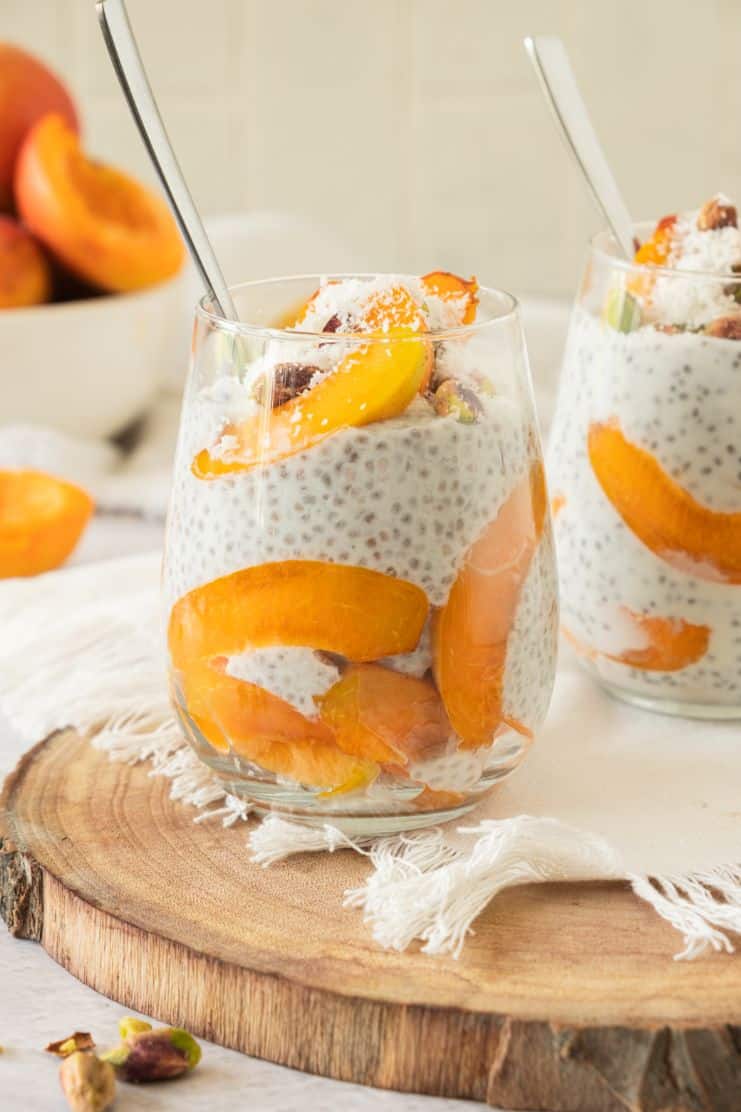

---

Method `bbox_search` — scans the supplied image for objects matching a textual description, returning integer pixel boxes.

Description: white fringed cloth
[2,550,741,960]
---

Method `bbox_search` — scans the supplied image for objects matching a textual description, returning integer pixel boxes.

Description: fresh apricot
[421,271,479,324]
[192,292,430,478]
[562,609,710,672]
[317,663,450,766]
[169,561,429,672]
[0,45,78,212]
[15,114,184,292]
[0,216,51,307]
[0,469,93,578]
[180,660,377,791]
[589,419,741,584]
[432,463,547,748]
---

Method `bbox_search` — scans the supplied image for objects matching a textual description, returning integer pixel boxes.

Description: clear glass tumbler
[163,275,558,832]
[550,226,741,717]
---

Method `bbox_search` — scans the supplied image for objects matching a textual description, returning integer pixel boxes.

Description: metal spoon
[96,0,238,320]
[524,35,635,259]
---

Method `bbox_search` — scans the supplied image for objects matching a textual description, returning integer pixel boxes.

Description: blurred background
[5,0,739,300]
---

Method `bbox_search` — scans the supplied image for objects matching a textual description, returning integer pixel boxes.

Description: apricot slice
[0,469,94,578]
[421,271,479,324]
[562,608,710,672]
[628,214,677,301]
[432,463,547,748]
[589,419,741,583]
[15,114,184,292]
[169,561,429,671]
[180,660,377,791]
[317,663,450,766]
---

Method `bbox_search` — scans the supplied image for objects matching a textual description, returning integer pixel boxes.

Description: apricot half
[589,420,741,584]
[562,609,710,672]
[180,659,377,792]
[0,44,78,212]
[432,463,547,748]
[421,271,479,324]
[169,560,429,672]
[0,216,51,307]
[317,663,450,766]
[15,114,184,292]
[0,469,93,578]
[193,285,430,477]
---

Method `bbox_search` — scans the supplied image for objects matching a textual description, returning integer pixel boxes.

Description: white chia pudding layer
[550,305,741,703]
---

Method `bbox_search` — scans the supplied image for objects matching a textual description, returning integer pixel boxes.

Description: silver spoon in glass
[524,34,635,259]
[96,0,239,320]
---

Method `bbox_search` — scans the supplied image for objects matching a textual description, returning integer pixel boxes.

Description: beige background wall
[4,0,739,298]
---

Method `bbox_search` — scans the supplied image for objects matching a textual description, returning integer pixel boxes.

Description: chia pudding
[164,273,557,828]
[549,197,741,714]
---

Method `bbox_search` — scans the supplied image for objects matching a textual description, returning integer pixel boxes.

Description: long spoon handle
[524,35,635,259]
[96,0,239,320]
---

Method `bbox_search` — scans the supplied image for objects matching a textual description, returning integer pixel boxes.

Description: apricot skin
[0,44,78,212]
[0,470,93,578]
[432,463,547,748]
[317,663,451,766]
[0,216,51,307]
[589,419,741,584]
[15,114,184,292]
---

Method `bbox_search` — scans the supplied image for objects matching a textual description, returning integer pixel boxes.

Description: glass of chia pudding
[550,195,741,717]
[164,272,557,832]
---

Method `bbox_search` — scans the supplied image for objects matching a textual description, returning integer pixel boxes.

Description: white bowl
[0,273,184,439]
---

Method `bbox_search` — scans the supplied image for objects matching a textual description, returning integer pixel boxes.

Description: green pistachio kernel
[604,288,641,333]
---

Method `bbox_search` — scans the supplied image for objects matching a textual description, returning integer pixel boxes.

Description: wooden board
[1,729,740,1111]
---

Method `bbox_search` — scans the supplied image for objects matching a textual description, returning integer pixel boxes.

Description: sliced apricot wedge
[562,608,710,672]
[15,114,184,292]
[169,560,429,671]
[317,663,450,766]
[193,285,429,478]
[180,659,377,791]
[432,462,547,748]
[589,419,741,583]
[0,469,94,578]
[421,271,479,324]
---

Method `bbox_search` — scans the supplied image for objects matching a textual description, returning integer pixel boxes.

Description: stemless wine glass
[550,227,741,717]
[163,275,558,832]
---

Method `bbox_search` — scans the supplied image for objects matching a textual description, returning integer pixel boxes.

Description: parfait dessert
[550,196,741,715]
[164,272,557,830]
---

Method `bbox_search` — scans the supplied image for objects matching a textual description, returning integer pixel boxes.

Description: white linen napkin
[1,549,740,961]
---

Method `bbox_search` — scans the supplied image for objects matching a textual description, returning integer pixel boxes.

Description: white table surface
[0,514,495,1111]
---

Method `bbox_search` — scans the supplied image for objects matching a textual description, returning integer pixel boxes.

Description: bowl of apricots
[0,44,184,438]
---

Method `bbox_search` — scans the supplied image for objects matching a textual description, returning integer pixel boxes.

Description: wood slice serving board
[1,730,740,1111]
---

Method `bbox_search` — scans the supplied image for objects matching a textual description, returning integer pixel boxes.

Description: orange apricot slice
[180,660,377,791]
[169,561,429,672]
[15,114,184,292]
[0,469,94,578]
[627,214,677,301]
[192,299,429,479]
[421,271,479,324]
[432,462,547,748]
[317,663,450,766]
[562,608,710,672]
[589,419,741,583]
